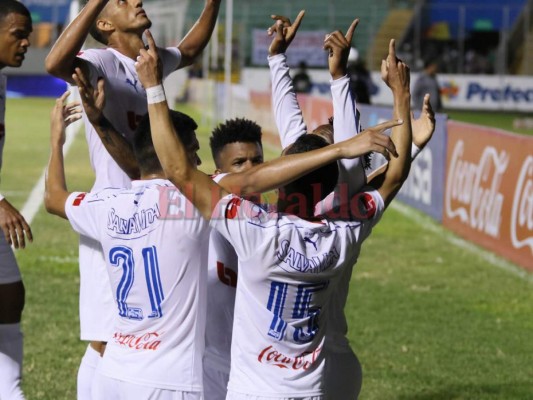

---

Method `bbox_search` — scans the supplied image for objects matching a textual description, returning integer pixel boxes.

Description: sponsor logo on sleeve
[72,193,87,206]
[225,197,242,220]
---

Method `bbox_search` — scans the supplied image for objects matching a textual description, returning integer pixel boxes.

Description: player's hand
[411,94,435,149]
[50,90,82,147]
[380,39,410,94]
[135,29,162,88]
[73,67,105,126]
[342,119,402,160]
[267,10,305,56]
[324,18,359,80]
[0,198,32,249]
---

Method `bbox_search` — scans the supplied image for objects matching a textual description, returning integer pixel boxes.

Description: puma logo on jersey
[304,237,318,251]
[126,78,139,93]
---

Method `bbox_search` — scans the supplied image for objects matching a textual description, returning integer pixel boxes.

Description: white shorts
[78,235,115,341]
[0,233,21,284]
[226,392,322,400]
[92,371,202,400]
[324,350,362,400]
[203,361,229,400]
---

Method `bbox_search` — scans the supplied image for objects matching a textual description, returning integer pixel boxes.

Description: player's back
[67,179,210,391]
[211,192,384,397]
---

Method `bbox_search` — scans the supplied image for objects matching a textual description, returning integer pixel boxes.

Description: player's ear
[214,168,222,175]
[96,18,115,35]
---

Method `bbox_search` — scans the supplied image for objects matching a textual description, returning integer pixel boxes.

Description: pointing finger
[345,18,359,44]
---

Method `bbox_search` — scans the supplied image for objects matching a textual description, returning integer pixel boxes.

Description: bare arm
[368,39,412,207]
[73,68,140,180]
[45,0,107,83]
[218,119,400,196]
[177,0,222,68]
[44,92,83,219]
[137,31,401,218]
[367,93,435,182]
[136,31,222,220]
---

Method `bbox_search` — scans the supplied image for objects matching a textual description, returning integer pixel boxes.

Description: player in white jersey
[269,14,437,399]
[45,1,222,396]
[0,2,32,399]
[204,119,264,399]
[135,31,411,398]
[45,92,209,399]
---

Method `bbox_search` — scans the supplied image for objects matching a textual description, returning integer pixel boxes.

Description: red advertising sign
[444,121,533,271]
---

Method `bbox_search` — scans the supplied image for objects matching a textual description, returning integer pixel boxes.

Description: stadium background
[2,0,532,398]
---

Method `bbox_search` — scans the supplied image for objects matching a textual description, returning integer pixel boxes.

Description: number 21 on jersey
[109,246,165,321]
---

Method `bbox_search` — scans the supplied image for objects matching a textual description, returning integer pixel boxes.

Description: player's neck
[108,33,146,60]
[277,199,316,221]
[140,172,166,181]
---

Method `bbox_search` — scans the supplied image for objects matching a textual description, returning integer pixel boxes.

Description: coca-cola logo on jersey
[257,345,321,371]
[113,331,162,351]
[511,156,533,251]
[445,140,508,238]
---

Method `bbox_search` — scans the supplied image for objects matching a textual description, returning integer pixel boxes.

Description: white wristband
[0,193,4,202]
[146,84,166,104]
[411,143,422,160]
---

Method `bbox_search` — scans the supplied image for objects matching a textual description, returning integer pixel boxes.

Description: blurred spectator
[292,61,313,93]
[347,47,376,104]
[413,58,442,111]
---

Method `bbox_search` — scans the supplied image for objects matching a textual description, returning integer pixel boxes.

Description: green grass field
[3,98,533,399]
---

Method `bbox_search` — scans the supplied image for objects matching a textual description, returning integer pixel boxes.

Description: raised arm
[267,11,307,148]
[368,39,412,207]
[72,68,140,180]
[177,0,222,67]
[367,93,435,182]
[218,119,401,196]
[136,31,222,220]
[44,0,107,83]
[138,31,401,217]
[323,19,367,200]
[44,92,83,219]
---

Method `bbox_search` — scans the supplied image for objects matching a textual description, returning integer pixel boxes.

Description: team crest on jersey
[72,193,87,206]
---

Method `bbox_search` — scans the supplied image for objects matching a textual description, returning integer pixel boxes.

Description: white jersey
[78,47,181,191]
[269,53,366,356]
[204,173,238,380]
[74,46,181,341]
[65,179,209,391]
[210,190,384,397]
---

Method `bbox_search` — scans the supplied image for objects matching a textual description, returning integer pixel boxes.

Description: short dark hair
[283,134,338,202]
[134,110,198,174]
[209,118,262,167]
[82,0,108,44]
[0,0,31,23]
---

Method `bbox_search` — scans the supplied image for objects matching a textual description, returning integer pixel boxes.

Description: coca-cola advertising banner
[444,122,533,271]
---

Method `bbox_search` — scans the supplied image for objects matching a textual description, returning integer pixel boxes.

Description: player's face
[103,0,152,34]
[216,142,264,174]
[186,135,201,168]
[0,13,32,69]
